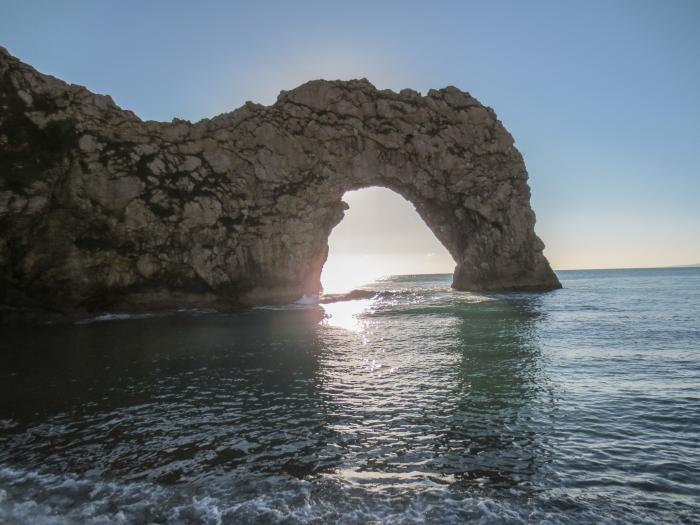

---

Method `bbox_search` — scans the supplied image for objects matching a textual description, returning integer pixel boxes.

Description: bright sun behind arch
[321,187,455,295]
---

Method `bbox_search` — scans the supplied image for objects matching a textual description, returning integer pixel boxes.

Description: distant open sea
[1,268,698,524]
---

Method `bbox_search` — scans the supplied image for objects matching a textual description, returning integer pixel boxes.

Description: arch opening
[321,187,456,294]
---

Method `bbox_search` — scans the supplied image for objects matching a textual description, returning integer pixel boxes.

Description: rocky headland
[0,47,560,323]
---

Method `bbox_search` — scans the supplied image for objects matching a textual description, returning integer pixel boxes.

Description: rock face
[0,47,560,322]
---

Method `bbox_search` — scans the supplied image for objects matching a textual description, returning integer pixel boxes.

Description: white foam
[253,302,319,311]
[0,463,666,525]
[79,312,155,323]
[76,308,217,324]
[295,294,320,305]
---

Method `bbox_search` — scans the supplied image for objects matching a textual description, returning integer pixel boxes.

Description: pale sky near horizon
[2,0,699,278]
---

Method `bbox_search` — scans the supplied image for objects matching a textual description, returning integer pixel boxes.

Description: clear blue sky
[2,0,699,269]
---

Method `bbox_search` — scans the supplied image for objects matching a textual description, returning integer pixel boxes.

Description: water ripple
[0,268,698,523]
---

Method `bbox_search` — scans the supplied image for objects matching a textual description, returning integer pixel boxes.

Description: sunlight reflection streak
[321,299,372,331]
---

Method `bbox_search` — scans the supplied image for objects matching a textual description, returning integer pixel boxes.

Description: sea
[0,268,698,524]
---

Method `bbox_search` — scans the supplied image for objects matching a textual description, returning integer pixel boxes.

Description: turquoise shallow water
[0,268,699,524]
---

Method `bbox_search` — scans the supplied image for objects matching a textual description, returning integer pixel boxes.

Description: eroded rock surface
[0,47,560,322]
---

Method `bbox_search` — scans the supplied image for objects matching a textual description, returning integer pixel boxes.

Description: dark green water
[0,268,698,524]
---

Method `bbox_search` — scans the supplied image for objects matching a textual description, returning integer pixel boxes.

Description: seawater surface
[1,268,699,524]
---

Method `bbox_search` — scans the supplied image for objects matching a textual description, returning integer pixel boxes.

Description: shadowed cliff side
[0,46,560,323]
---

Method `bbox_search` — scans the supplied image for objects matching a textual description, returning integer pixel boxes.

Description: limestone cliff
[0,47,560,322]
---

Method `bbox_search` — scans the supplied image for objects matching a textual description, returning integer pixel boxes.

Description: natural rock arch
[0,47,560,321]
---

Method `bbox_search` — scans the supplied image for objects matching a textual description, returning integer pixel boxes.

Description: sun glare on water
[320,254,396,294]
[321,299,372,331]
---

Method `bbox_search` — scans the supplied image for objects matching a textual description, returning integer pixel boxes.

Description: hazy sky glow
[2,0,699,273]
[322,188,455,293]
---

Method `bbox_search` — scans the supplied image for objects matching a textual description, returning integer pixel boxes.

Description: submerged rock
[319,290,377,304]
[0,47,560,323]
